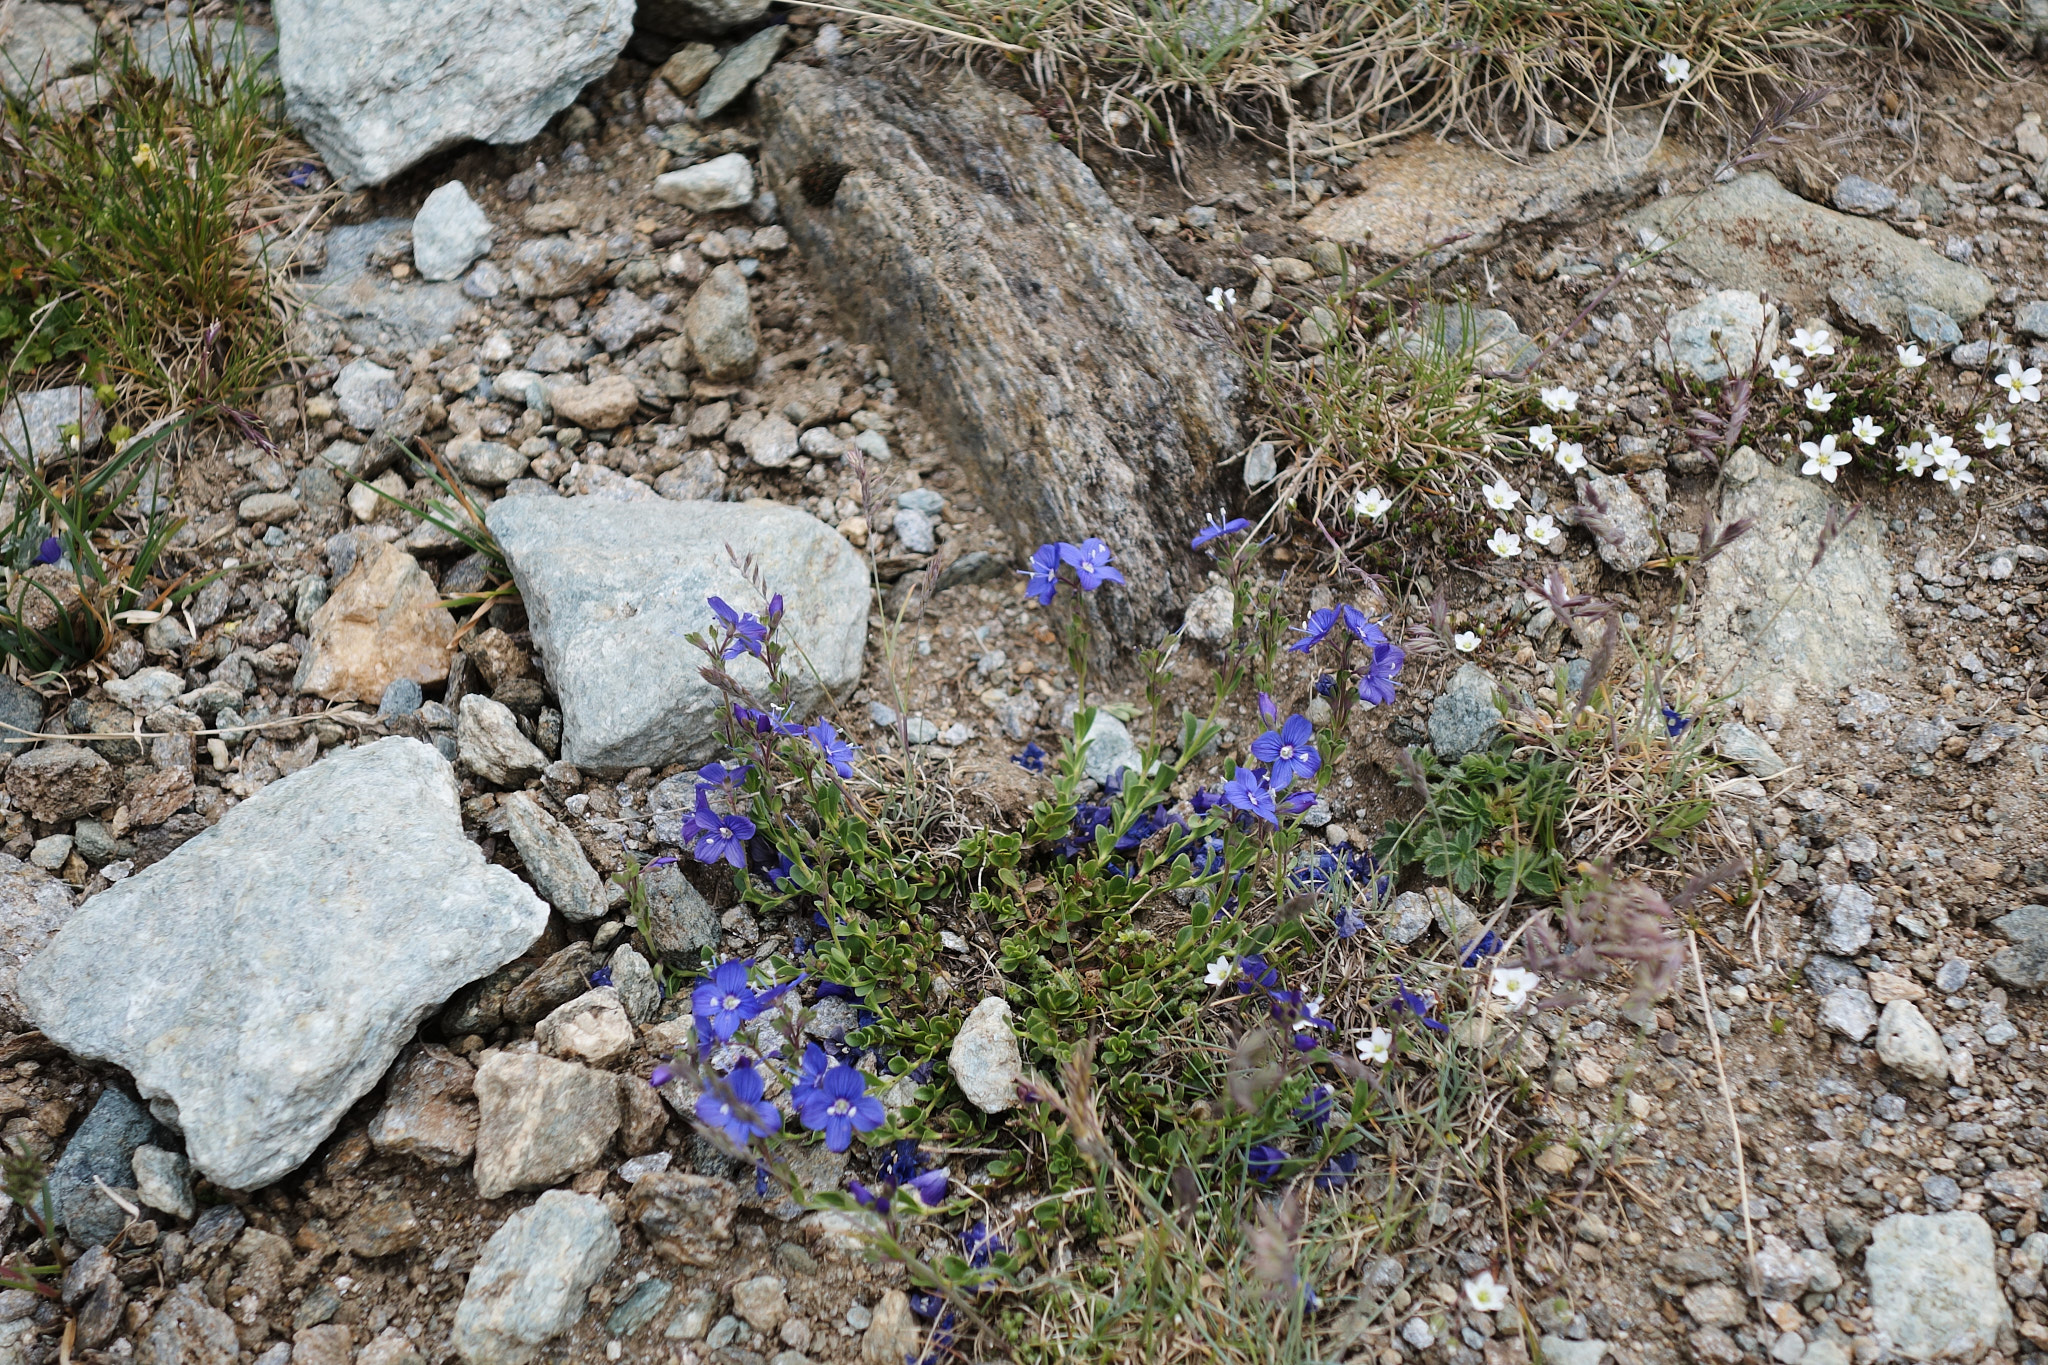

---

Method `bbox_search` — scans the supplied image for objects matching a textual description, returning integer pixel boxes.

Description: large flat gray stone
[1866,1212,2013,1360]
[18,738,548,1190]
[276,0,634,188]
[0,2,96,99]
[487,497,867,772]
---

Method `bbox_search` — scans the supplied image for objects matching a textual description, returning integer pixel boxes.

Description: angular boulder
[487,497,867,771]
[453,1191,619,1365]
[17,738,548,1189]
[295,541,457,703]
[275,0,635,188]
[755,63,1240,647]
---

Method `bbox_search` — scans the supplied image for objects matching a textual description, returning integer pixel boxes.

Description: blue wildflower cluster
[1288,605,1406,706]
[1022,537,1125,605]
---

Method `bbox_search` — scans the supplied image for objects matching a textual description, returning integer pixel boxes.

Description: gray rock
[332,358,403,431]
[1380,304,1538,376]
[0,855,75,1033]
[131,1145,196,1221]
[696,27,786,120]
[1831,176,1899,216]
[28,836,70,871]
[49,1088,155,1244]
[892,507,935,554]
[0,385,102,463]
[1906,303,1961,350]
[1693,456,1899,718]
[367,1043,478,1167]
[1935,958,1972,994]
[534,987,633,1067]
[1817,883,1877,957]
[525,335,596,375]
[639,0,771,36]
[607,1278,670,1337]
[1987,905,2048,991]
[735,412,799,469]
[684,261,759,381]
[1818,989,1877,1043]
[1536,1339,1608,1365]
[640,864,720,962]
[1388,891,1434,945]
[1181,582,1234,644]
[17,738,548,1189]
[1428,663,1502,760]
[507,235,609,300]
[378,678,424,720]
[0,676,44,755]
[1710,721,1787,778]
[2015,300,2048,339]
[412,181,494,282]
[756,63,1238,648]
[458,694,547,786]
[451,441,528,488]
[588,290,664,354]
[1951,337,1990,369]
[1074,710,1139,785]
[897,489,945,514]
[472,1051,623,1198]
[0,2,95,99]
[1920,1174,1963,1212]
[1875,1000,1949,1083]
[949,997,1021,1114]
[298,218,477,352]
[486,497,866,772]
[1865,1213,2013,1361]
[1652,290,1778,384]
[1243,441,1276,488]
[654,153,756,214]
[1575,472,1656,573]
[629,1172,739,1266]
[136,1283,239,1365]
[500,792,605,920]
[655,449,725,502]
[277,0,635,188]
[609,946,660,1025]
[1627,172,1992,331]
[452,1190,620,1365]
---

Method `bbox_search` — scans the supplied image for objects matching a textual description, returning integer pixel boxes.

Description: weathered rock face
[452,1190,619,1365]
[1627,172,1993,328]
[0,3,96,99]
[275,0,635,188]
[0,856,74,1032]
[1303,114,1683,261]
[367,1044,478,1167]
[756,61,1240,647]
[1692,457,1901,716]
[297,219,477,353]
[17,739,549,1189]
[0,385,103,462]
[472,1050,622,1198]
[295,542,457,703]
[1865,1212,2013,1360]
[487,496,867,771]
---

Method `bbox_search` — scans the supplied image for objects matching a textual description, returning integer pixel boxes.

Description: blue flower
[692,960,765,1041]
[905,1169,949,1206]
[1059,538,1125,591]
[1277,789,1317,817]
[708,596,770,659]
[961,1222,1003,1269]
[1295,1086,1332,1129]
[30,536,61,566]
[688,791,756,869]
[1315,1148,1360,1189]
[1662,704,1693,737]
[1247,1144,1287,1183]
[1356,641,1406,707]
[805,718,858,777]
[1022,543,1063,605]
[763,853,797,889]
[1220,767,1277,824]
[1236,954,1282,993]
[1332,904,1366,939]
[1191,516,1251,551]
[1289,605,1388,653]
[791,1043,887,1152]
[847,1178,890,1211]
[1392,976,1448,1032]
[648,1062,675,1089]
[287,162,320,188]
[699,760,751,789]
[696,1059,781,1146]
[1461,931,1503,967]
[588,966,614,989]
[1250,714,1321,790]
[1010,742,1047,773]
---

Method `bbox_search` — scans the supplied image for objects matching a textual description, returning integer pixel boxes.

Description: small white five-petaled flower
[1897,343,1926,368]
[1803,384,1836,413]
[1767,354,1804,388]
[1997,358,2042,404]
[1490,966,1540,1010]
[1791,326,1835,358]
[1356,1027,1392,1065]
[1355,486,1393,519]
[1934,455,1975,491]
[1523,514,1561,549]
[1527,424,1557,452]
[1486,526,1521,558]
[1896,442,1933,477]
[1656,52,1691,86]
[1464,1270,1511,1313]
[1207,287,1234,313]
[1849,415,1883,445]
[1204,954,1234,987]
[1554,441,1587,475]
[1480,478,1520,513]
[1977,413,2013,449]
[1799,433,1851,483]
[1926,431,1959,464]
[1453,630,1480,653]
[1539,385,1579,414]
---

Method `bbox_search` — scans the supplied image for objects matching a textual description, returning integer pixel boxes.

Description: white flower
[1802,384,1835,413]
[1523,513,1561,549]
[1996,357,2042,404]
[1486,526,1522,558]
[1464,1269,1511,1313]
[1767,354,1804,387]
[1926,431,1959,464]
[1355,486,1393,519]
[1355,1027,1392,1065]
[1933,455,1975,491]
[1527,424,1557,452]
[1207,287,1235,313]
[1977,413,2013,449]
[1554,441,1587,475]
[1895,442,1933,477]
[1799,433,1850,483]
[1539,385,1579,414]
[1453,630,1480,653]
[1896,343,1926,369]
[1849,415,1883,445]
[1490,966,1540,1009]
[1204,954,1234,987]
[1480,478,1520,513]
[1791,326,1835,358]
[1656,52,1691,86]
[1292,994,1325,1032]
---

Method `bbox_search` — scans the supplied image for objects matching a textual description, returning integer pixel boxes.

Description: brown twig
[1688,930,1759,1296]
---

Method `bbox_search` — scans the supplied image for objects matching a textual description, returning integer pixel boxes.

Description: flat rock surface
[0,853,75,1033]
[17,738,548,1189]
[295,219,477,352]
[452,1190,619,1365]
[487,496,866,771]
[1865,1212,2013,1360]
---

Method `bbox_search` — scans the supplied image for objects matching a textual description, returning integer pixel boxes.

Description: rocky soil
[1,3,2047,1365]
